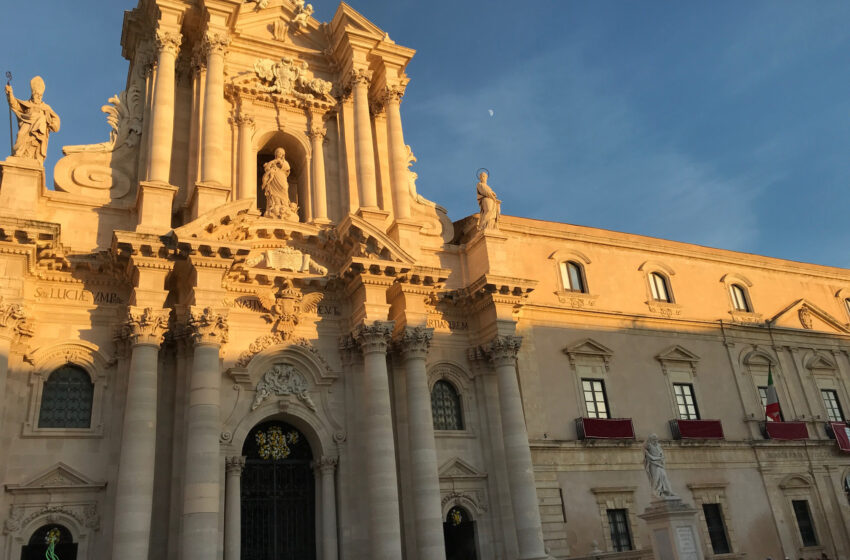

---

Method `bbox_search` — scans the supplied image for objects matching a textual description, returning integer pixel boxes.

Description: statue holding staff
[5,76,60,163]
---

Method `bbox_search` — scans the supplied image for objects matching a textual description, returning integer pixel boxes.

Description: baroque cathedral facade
[1,1,849,559]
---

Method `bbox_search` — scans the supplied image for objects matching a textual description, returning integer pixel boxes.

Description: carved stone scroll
[251,363,316,411]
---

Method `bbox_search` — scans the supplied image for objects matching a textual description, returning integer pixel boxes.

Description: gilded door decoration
[251,363,317,411]
[255,426,300,460]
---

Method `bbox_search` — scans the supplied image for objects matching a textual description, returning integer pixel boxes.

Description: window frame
[730,284,751,312]
[581,378,611,419]
[606,508,633,552]
[649,272,673,303]
[791,499,819,548]
[820,388,845,422]
[702,503,732,554]
[36,365,94,429]
[559,260,587,293]
[673,382,701,420]
[431,379,464,431]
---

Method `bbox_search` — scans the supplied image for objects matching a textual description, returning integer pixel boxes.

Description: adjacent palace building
[1,1,850,559]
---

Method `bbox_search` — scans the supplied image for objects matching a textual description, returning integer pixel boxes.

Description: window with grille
[730,284,751,312]
[702,503,731,554]
[582,378,610,419]
[37,365,93,428]
[431,380,463,430]
[821,389,844,422]
[758,386,784,421]
[606,509,633,551]
[792,500,818,547]
[649,272,672,302]
[673,383,700,420]
[560,261,587,293]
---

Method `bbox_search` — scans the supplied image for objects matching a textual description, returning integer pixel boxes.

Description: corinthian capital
[235,113,255,128]
[0,297,33,342]
[382,85,405,105]
[155,29,183,56]
[124,306,170,347]
[188,307,229,346]
[346,68,372,89]
[203,31,231,57]
[353,321,393,355]
[485,335,522,366]
[396,326,433,360]
[308,124,326,141]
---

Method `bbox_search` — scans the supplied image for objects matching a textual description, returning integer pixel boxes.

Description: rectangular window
[606,509,633,551]
[792,500,818,547]
[821,389,845,422]
[582,378,610,419]
[673,383,700,420]
[758,386,784,421]
[702,503,731,554]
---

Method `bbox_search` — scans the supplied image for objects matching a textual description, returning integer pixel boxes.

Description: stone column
[384,86,411,220]
[199,31,231,186]
[224,456,246,560]
[148,29,182,184]
[398,327,446,560]
[349,70,378,208]
[309,123,329,223]
[181,307,229,560]
[0,299,31,434]
[318,457,339,560]
[236,114,255,204]
[486,335,547,560]
[354,322,404,560]
[112,307,170,560]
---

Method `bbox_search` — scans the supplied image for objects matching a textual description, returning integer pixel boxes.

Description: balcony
[826,421,850,452]
[576,417,635,440]
[762,421,809,441]
[669,419,724,440]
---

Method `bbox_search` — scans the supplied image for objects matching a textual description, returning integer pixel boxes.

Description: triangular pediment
[656,345,700,364]
[770,299,850,334]
[438,457,487,480]
[330,2,387,40]
[6,463,106,493]
[563,338,613,359]
[233,1,328,53]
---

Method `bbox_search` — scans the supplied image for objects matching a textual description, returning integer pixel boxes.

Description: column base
[0,156,44,218]
[356,206,390,229]
[191,181,232,220]
[136,181,178,234]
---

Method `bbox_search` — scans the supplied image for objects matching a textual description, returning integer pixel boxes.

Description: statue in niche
[5,76,60,163]
[476,170,501,231]
[261,147,299,221]
[643,434,676,499]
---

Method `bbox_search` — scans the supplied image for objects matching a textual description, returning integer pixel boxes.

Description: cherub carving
[292,0,314,28]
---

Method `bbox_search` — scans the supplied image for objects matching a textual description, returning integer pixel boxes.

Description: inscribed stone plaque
[675,526,699,560]
[653,528,675,560]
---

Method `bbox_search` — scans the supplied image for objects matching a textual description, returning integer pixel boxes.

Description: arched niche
[255,130,311,222]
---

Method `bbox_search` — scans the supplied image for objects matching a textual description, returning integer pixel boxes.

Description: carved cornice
[396,326,433,360]
[123,307,169,347]
[225,456,246,475]
[0,297,33,342]
[353,321,393,355]
[155,29,183,57]
[203,31,231,57]
[188,307,229,346]
[485,335,522,366]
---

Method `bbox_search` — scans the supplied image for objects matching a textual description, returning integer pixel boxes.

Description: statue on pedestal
[643,434,676,499]
[476,170,500,231]
[5,76,60,163]
[261,147,299,221]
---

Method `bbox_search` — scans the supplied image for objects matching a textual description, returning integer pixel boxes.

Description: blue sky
[2,1,849,266]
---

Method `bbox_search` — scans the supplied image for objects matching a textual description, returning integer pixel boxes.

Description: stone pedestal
[0,157,43,217]
[136,181,178,233]
[465,229,510,278]
[190,181,232,220]
[639,497,705,560]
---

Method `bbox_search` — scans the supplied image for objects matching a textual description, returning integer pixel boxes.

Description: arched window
[730,284,751,312]
[560,261,587,293]
[22,524,77,560]
[38,365,93,428]
[431,380,464,430]
[649,272,672,303]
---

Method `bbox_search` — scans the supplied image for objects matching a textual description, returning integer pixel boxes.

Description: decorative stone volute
[396,326,433,360]
[0,297,33,342]
[189,307,229,346]
[225,456,246,475]
[485,334,522,366]
[124,306,170,347]
[155,29,183,56]
[353,321,393,355]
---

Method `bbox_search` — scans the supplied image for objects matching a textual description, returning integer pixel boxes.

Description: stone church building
[1,1,849,559]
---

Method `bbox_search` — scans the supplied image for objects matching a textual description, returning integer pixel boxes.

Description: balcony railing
[576,417,635,440]
[669,419,724,440]
[761,421,809,441]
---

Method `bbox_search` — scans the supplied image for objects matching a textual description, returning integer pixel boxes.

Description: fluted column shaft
[224,456,246,560]
[355,322,403,560]
[236,115,255,203]
[385,88,411,219]
[400,327,446,560]
[112,308,169,560]
[200,32,230,185]
[488,336,547,560]
[309,124,329,222]
[350,71,378,208]
[181,308,229,560]
[318,458,339,560]
[148,30,182,183]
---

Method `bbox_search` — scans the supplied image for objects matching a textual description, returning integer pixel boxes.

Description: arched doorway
[443,506,478,560]
[241,420,316,560]
[21,524,77,560]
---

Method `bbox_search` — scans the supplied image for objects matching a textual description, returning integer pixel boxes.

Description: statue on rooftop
[261,147,299,221]
[5,76,60,163]
[476,170,501,231]
[643,434,676,499]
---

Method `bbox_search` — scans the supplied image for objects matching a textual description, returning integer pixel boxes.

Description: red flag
[765,364,781,422]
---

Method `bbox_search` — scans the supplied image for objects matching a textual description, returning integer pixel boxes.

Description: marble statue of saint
[644,434,676,498]
[261,147,299,220]
[476,171,500,231]
[5,76,60,163]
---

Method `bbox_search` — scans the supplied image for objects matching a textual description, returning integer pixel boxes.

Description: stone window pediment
[563,338,613,371]
[438,457,487,481]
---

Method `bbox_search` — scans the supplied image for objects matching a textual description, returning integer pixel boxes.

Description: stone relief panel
[251,363,317,411]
